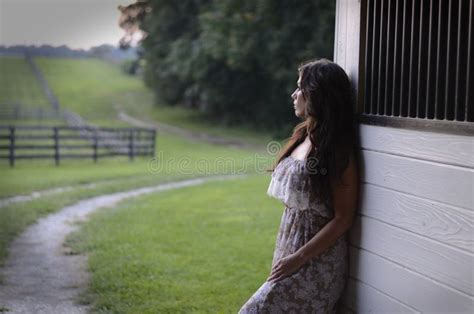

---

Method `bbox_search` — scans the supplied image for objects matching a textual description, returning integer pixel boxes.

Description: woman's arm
[267,152,359,282]
[295,152,359,262]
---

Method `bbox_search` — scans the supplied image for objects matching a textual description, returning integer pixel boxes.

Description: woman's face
[291,74,306,118]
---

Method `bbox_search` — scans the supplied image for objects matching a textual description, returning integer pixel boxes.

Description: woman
[239,59,359,313]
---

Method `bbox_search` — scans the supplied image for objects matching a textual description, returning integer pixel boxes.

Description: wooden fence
[0,103,61,121]
[0,125,156,167]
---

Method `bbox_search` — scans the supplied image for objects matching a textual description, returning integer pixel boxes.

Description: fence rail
[0,103,61,121]
[0,125,156,167]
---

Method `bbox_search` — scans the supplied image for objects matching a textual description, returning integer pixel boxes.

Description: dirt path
[115,106,266,151]
[0,175,153,209]
[0,175,244,313]
[0,182,100,209]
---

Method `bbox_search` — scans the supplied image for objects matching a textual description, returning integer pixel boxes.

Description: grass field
[0,56,50,107]
[0,55,284,312]
[113,90,275,146]
[2,55,276,144]
[0,130,276,276]
[67,175,282,313]
[34,57,144,123]
[0,56,278,200]
[0,172,193,268]
[0,132,272,197]
[35,56,274,144]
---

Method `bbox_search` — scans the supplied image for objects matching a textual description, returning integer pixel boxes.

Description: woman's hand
[267,253,306,283]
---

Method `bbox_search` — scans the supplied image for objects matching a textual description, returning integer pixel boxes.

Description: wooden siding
[359,124,474,168]
[335,1,474,312]
[360,149,473,210]
[340,124,474,313]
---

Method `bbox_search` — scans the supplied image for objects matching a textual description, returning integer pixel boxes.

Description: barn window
[358,0,473,135]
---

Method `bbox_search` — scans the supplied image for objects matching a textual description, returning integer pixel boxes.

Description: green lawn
[67,174,282,313]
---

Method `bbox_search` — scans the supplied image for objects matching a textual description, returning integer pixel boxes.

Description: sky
[0,0,136,50]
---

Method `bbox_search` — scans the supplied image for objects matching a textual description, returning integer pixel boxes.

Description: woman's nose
[291,90,296,99]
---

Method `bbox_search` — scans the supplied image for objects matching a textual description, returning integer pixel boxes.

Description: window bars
[361,0,473,127]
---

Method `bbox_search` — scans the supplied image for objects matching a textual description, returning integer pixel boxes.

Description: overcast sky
[0,0,135,49]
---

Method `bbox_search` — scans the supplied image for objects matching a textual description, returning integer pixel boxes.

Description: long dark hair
[273,58,356,208]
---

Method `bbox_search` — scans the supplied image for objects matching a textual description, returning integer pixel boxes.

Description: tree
[118,0,335,133]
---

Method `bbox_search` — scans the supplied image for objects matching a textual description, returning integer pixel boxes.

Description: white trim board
[358,124,474,168]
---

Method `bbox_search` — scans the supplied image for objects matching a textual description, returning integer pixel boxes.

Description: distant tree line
[123,0,336,134]
[0,44,138,63]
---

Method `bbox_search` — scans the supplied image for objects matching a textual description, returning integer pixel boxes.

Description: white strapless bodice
[267,156,333,218]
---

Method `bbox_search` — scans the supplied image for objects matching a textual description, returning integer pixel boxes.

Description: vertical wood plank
[53,127,59,166]
[9,126,15,167]
[129,129,134,161]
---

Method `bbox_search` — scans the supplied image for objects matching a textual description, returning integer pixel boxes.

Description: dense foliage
[135,0,335,134]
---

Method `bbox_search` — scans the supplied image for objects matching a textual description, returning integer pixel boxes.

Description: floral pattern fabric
[239,156,348,314]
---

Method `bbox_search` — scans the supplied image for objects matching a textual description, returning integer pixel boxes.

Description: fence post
[137,130,142,156]
[151,130,156,157]
[14,103,20,120]
[93,129,98,163]
[128,129,134,161]
[53,127,59,166]
[9,126,15,167]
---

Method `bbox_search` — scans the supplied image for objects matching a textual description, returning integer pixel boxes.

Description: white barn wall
[343,126,474,313]
[334,0,474,312]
